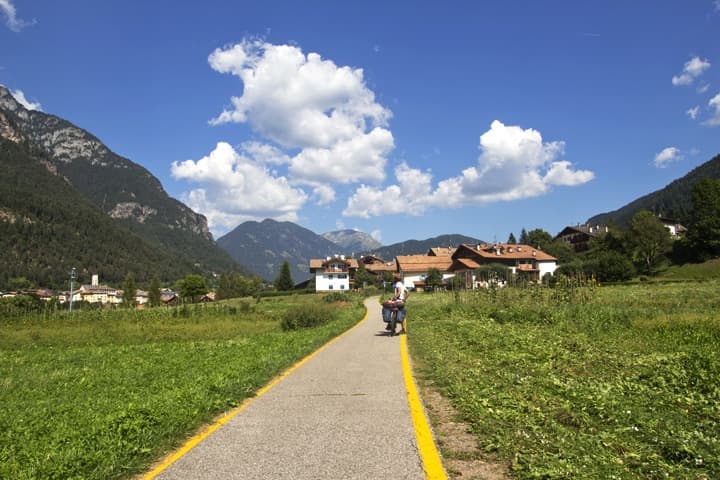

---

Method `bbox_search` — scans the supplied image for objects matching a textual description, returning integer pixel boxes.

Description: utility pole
[69,267,76,311]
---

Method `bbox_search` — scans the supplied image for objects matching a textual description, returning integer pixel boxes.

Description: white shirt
[394,281,405,300]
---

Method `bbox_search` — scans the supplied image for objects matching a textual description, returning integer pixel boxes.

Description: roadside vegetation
[408,280,720,479]
[0,293,365,480]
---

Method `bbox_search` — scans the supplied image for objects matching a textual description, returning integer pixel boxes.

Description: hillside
[0,138,196,288]
[217,219,342,283]
[0,86,243,283]
[362,234,485,261]
[587,153,720,227]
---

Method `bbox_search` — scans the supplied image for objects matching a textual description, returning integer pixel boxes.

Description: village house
[395,254,455,291]
[449,243,558,288]
[554,224,609,252]
[70,275,121,306]
[359,255,397,280]
[658,216,687,237]
[309,255,358,292]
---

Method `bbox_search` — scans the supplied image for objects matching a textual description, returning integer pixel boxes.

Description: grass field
[408,281,720,479]
[0,295,365,479]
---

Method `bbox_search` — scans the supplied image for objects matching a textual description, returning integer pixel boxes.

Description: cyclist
[392,278,409,334]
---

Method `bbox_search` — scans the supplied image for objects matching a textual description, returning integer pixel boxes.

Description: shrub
[323,292,349,303]
[280,304,335,331]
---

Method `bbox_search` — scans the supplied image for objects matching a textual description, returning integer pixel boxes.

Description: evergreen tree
[507,233,517,244]
[519,228,529,244]
[148,276,162,307]
[687,178,720,260]
[122,273,137,308]
[274,261,294,291]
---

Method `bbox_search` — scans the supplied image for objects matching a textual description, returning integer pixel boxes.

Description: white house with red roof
[309,255,359,292]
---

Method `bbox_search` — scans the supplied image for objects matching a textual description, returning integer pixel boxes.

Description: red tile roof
[396,254,453,273]
[457,243,556,262]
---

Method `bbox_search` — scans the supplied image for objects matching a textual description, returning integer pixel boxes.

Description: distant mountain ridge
[217,220,484,282]
[0,86,243,287]
[364,234,485,261]
[321,229,382,253]
[587,153,720,228]
[217,219,341,283]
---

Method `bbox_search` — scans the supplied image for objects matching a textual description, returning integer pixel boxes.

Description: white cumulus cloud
[344,120,594,218]
[171,142,307,235]
[706,93,720,126]
[672,56,711,86]
[208,39,392,149]
[312,185,336,205]
[10,88,42,111]
[654,147,683,168]
[0,0,33,32]
[687,105,701,120]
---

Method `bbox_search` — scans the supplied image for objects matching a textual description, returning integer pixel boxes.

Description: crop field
[408,280,720,479]
[0,294,364,479]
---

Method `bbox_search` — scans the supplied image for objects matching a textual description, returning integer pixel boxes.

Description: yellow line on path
[143,309,368,480]
[400,334,448,480]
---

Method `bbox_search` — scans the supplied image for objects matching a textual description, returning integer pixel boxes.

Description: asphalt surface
[153,297,428,479]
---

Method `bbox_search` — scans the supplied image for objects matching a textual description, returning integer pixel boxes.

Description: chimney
[92,274,99,287]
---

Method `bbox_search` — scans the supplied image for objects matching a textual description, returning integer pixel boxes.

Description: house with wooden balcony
[450,243,558,287]
[309,255,359,292]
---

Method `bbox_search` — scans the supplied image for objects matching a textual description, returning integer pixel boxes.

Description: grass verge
[408,281,720,479]
[0,294,364,479]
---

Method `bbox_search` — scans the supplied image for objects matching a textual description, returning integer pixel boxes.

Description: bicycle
[382,301,406,336]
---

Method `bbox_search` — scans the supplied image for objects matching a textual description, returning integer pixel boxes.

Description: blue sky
[2,1,720,246]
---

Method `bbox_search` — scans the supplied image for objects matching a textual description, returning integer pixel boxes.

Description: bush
[323,292,349,303]
[280,304,335,331]
[0,294,44,317]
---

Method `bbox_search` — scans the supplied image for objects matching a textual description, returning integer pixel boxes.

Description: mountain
[363,234,485,261]
[587,153,720,228]
[217,219,342,283]
[0,137,195,288]
[321,229,382,253]
[218,220,486,283]
[0,86,243,287]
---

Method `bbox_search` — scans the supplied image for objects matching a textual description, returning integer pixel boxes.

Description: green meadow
[0,295,364,479]
[408,280,720,479]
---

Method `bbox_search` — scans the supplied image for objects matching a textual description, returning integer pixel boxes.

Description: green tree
[584,251,636,282]
[353,262,376,289]
[425,268,443,289]
[475,263,510,284]
[180,274,207,303]
[687,178,720,260]
[589,225,627,255]
[148,276,162,307]
[629,210,673,274]
[507,232,517,244]
[519,227,529,245]
[274,261,294,291]
[526,228,553,250]
[543,239,576,264]
[122,272,137,308]
[8,277,33,291]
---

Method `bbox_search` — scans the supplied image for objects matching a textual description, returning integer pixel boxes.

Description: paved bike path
[148,297,442,479]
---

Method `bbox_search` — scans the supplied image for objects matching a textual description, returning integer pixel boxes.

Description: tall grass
[408,281,720,479]
[0,294,364,479]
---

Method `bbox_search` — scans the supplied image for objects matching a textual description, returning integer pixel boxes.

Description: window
[338,274,347,279]
[340,284,346,290]
[328,285,334,290]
